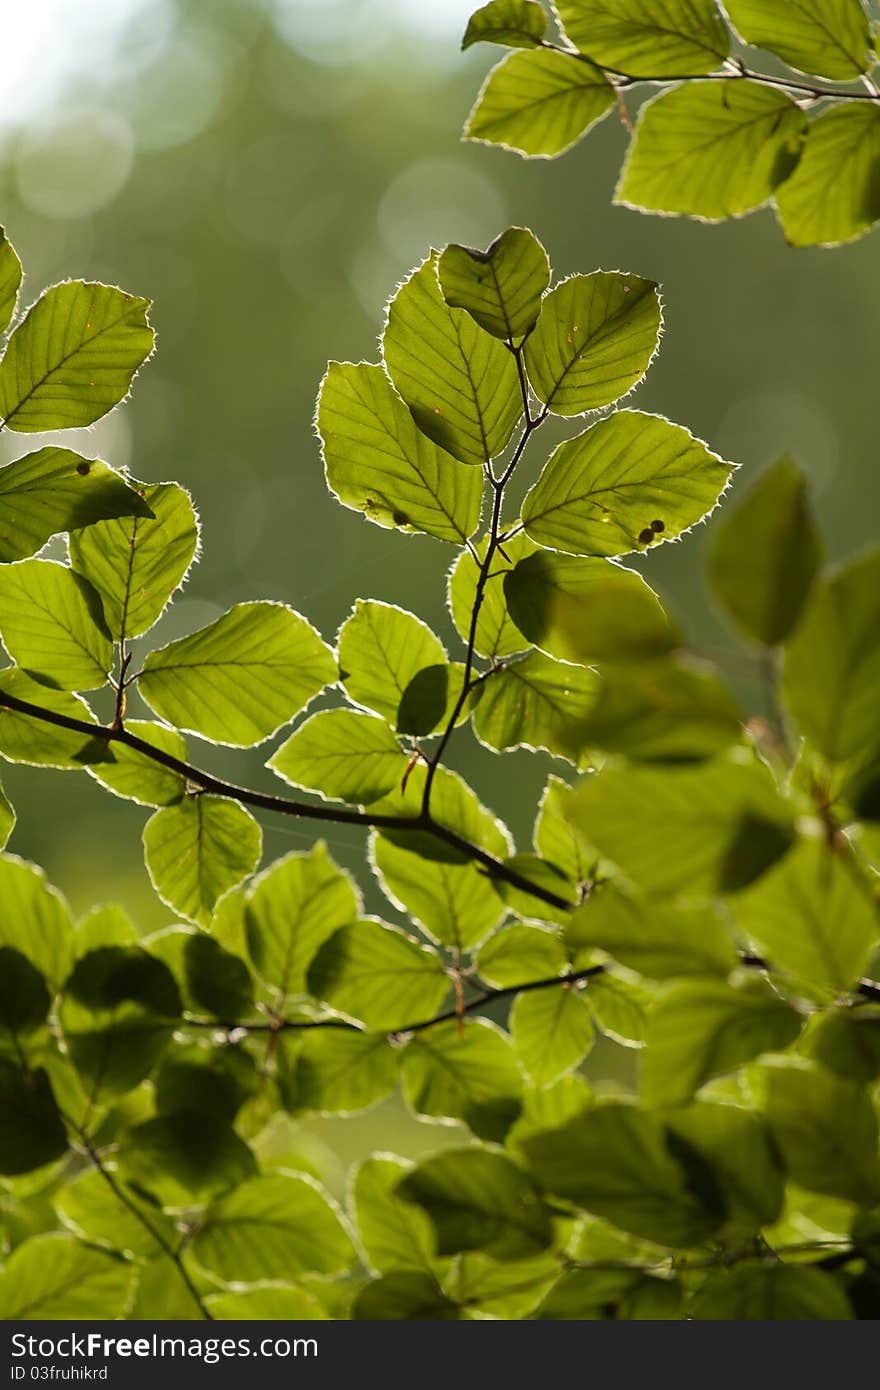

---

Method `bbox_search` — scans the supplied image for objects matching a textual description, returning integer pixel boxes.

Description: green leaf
[74,903,138,957]
[193,1172,354,1282]
[442,1250,559,1317]
[533,774,596,885]
[665,1102,784,1237]
[707,455,822,645]
[775,106,880,247]
[462,0,547,49]
[139,601,335,747]
[60,945,181,1096]
[447,530,537,660]
[245,844,359,1002]
[757,1057,880,1204]
[556,0,729,75]
[398,1147,554,1260]
[130,1257,206,1321]
[783,548,880,764]
[567,888,737,979]
[0,947,50,1034]
[505,1073,593,1156]
[183,933,254,1020]
[207,1286,329,1320]
[504,551,678,665]
[0,559,112,691]
[382,253,521,467]
[317,361,483,543]
[0,1234,134,1319]
[691,1262,853,1320]
[476,922,569,988]
[618,1276,684,1320]
[585,969,651,1045]
[438,227,550,340]
[0,777,13,849]
[805,1008,880,1085]
[0,448,154,564]
[88,720,186,806]
[282,1029,398,1116]
[522,410,733,555]
[568,753,795,896]
[522,1103,723,1246]
[734,838,878,995]
[396,661,471,737]
[118,1111,257,1206]
[0,853,74,988]
[512,985,595,1087]
[490,851,576,925]
[352,1155,436,1274]
[0,226,22,335]
[269,709,407,805]
[401,1019,523,1141]
[143,796,262,927]
[307,919,448,1030]
[0,281,154,432]
[353,1270,461,1320]
[154,1044,257,1122]
[617,82,806,220]
[576,655,744,762]
[56,1168,175,1259]
[524,276,661,416]
[725,0,871,80]
[531,1267,638,1319]
[68,479,199,640]
[0,1062,67,1175]
[641,977,803,1105]
[338,599,446,727]
[473,650,599,761]
[465,49,615,158]
[0,670,97,769]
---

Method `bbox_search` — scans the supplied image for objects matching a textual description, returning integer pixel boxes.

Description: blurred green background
[1,0,878,1174]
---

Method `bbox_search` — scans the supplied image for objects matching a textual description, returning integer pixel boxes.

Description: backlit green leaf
[56,1168,175,1260]
[68,479,199,640]
[143,796,262,927]
[88,720,186,807]
[337,599,445,727]
[476,922,569,988]
[0,281,154,432]
[401,1019,523,1141]
[308,919,448,1030]
[382,254,521,467]
[0,669,97,768]
[269,709,407,805]
[465,49,615,158]
[691,1263,853,1319]
[282,1029,398,1116]
[438,227,550,340]
[504,550,678,665]
[556,0,729,76]
[462,0,547,50]
[524,276,661,415]
[473,650,599,760]
[0,853,74,988]
[0,1234,134,1319]
[575,656,743,761]
[775,106,880,247]
[0,227,22,335]
[617,82,806,220]
[318,361,483,542]
[666,1101,784,1237]
[567,888,737,979]
[139,601,335,747]
[352,1155,435,1274]
[398,1147,554,1259]
[0,559,112,691]
[522,411,733,555]
[707,455,822,645]
[512,985,595,1086]
[805,1008,880,1085]
[447,530,537,660]
[725,0,871,80]
[0,448,153,563]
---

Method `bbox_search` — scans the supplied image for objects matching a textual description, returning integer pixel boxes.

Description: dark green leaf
[68,479,199,640]
[617,82,806,219]
[804,1007,880,1084]
[462,0,547,50]
[282,1029,398,1116]
[353,1270,461,1320]
[193,1172,354,1281]
[0,1234,134,1318]
[307,919,448,1030]
[401,1019,523,1140]
[0,558,112,691]
[465,49,615,158]
[382,253,520,467]
[505,550,679,665]
[556,0,729,75]
[665,1102,785,1238]
[725,0,871,80]
[522,410,733,554]
[337,599,445,726]
[118,1111,257,1206]
[183,933,254,1020]
[438,227,550,339]
[0,947,51,1034]
[317,361,483,542]
[144,796,262,927]
[641,977,803,1105]
[398,1147,555,1259]
[269,709,407,805]
[524,277,661,415]
[0,448,153,563]
[396,661,471,737]
[0,1062,67,1175]
[0,281,154,432]
[154,1045,257,1122]
[708,455,822,645]
[691,1263,853,1319]
[775,106,880,247]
